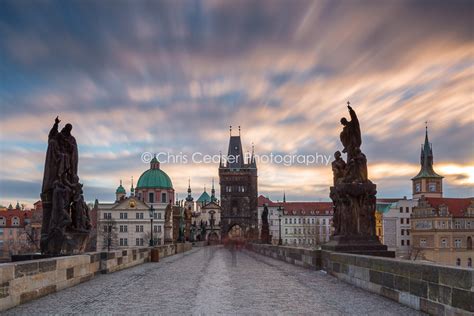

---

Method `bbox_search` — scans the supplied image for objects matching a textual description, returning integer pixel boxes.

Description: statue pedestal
[61,230,90,255]
[322,235,395,257]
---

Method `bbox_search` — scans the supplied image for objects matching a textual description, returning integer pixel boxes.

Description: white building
[382,198,418,258]
[258,195,333,247]
[96,156,174,250]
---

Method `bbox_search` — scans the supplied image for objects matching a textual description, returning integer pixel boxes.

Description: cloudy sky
[0,0,473,208]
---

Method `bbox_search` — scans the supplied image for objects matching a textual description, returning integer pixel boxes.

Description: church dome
[116,181,126,194]
[136,157,173,189]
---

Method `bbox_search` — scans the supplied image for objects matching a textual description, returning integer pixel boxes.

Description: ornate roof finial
[130,176,134,194]
[347,101,350,107]
[238,125,241,136]
[229,125,232,136]
[120,179,122,186]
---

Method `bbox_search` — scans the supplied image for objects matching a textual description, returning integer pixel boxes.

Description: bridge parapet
[0,244,178,311]
[248,243,473,315]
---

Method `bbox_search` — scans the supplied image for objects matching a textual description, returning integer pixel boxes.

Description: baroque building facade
[96,156,174,250]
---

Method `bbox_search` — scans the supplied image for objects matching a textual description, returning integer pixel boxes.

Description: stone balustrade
[248,243,473,315]
[0,243,183,311]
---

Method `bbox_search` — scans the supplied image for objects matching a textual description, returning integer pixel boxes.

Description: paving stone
[5,246,425,315]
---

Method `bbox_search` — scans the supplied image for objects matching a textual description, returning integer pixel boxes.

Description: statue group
[40,117,91,255]
[325,104,393,256]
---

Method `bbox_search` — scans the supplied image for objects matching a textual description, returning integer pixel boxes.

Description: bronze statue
[328,103,379,243]
[260,205,270,243]
[331,151,346,185]
[340,103,361,162]
[40,116,90,255]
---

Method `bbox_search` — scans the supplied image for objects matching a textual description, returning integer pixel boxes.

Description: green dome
[137,168,173,189]
[116,185,126,194]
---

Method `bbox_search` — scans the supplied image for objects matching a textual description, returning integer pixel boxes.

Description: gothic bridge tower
[219,126,258,240]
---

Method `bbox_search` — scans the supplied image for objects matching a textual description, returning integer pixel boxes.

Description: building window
[119,213,128,219]
[468,258,472,268]
[407,240,410,246]
[0,217,5,226]
[401,218,404,224]
[136,238,140,246]
[407,230,410,236]
[400,207,403,213]
[454,221,461,229]
[415,183,421,192]
[401,240,404,246]
[401,229,404,236]
[12,217,20,226]
[154,225,158,233]
[454,239,462,248]
[120,238,124,246]
[149,192,154,203]
[103,213,111,219]
[429,183,437,192]
[441,238,448,248]
[157,226,162,232]
[161,193,167,203]
[285,218,288,224]
[406,207,409,213]
[158,213,162,220]
[406,218,410,224]
[285,228,288,234]
[456,258,461,266]
[420,239,427,247]
[136,212,144,219]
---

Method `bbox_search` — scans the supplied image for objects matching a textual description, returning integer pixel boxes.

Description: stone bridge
[1,245,472,315]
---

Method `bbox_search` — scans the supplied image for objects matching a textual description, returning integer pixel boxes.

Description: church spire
[211,178,217,202]
[130,176,134,196]
[283,191,286,203]
[186,178,193,202]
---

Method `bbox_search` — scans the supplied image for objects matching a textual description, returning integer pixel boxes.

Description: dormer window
[12,216,20,226]
[429,182,437,192]
[0,217,5,226]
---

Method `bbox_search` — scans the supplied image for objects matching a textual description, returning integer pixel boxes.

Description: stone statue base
[61,230,90,255]
[164,224,173,244]
[322,235,395,257]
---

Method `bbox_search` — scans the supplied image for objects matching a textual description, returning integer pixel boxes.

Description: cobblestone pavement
[7,246,425,315]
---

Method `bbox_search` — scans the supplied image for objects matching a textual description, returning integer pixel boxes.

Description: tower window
[429,183,436,192]
[415,183,421,192]
[149,192,154,203]
[161,193,166,203]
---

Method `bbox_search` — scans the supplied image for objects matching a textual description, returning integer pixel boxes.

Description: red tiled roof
[425,197,473,218]
[258,195,333,216]
[0,209,34,227]
[282,202,333,216]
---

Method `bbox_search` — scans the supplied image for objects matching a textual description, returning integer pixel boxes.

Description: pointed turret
[211,178,217,202]
[412,124,443,198]
[15,201,21,210]
[186,178,193,202]
[283,191,286,203]
[115,180,126,201]
[130,176,135,197]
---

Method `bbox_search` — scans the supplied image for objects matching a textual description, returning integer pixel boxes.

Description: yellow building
[411,197,474,268]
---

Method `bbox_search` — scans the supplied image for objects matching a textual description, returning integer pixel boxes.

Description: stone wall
[247,244,321,270]
[0,244,180,311]
[248,243,473,315]
[176,242,193,254]
[322,251,473,315]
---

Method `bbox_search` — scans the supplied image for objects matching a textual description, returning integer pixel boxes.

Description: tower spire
[238,125,241,136]
[211,178,216,202]
[186,177,193,202]
[130,176,134,196]
[230,125,232,136]
[283,191,286,203]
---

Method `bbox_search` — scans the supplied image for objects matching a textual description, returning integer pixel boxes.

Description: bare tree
[99,219,118,251]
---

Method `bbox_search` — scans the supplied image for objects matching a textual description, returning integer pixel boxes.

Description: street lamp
[277,202,284,245]
[149,204,155,247]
